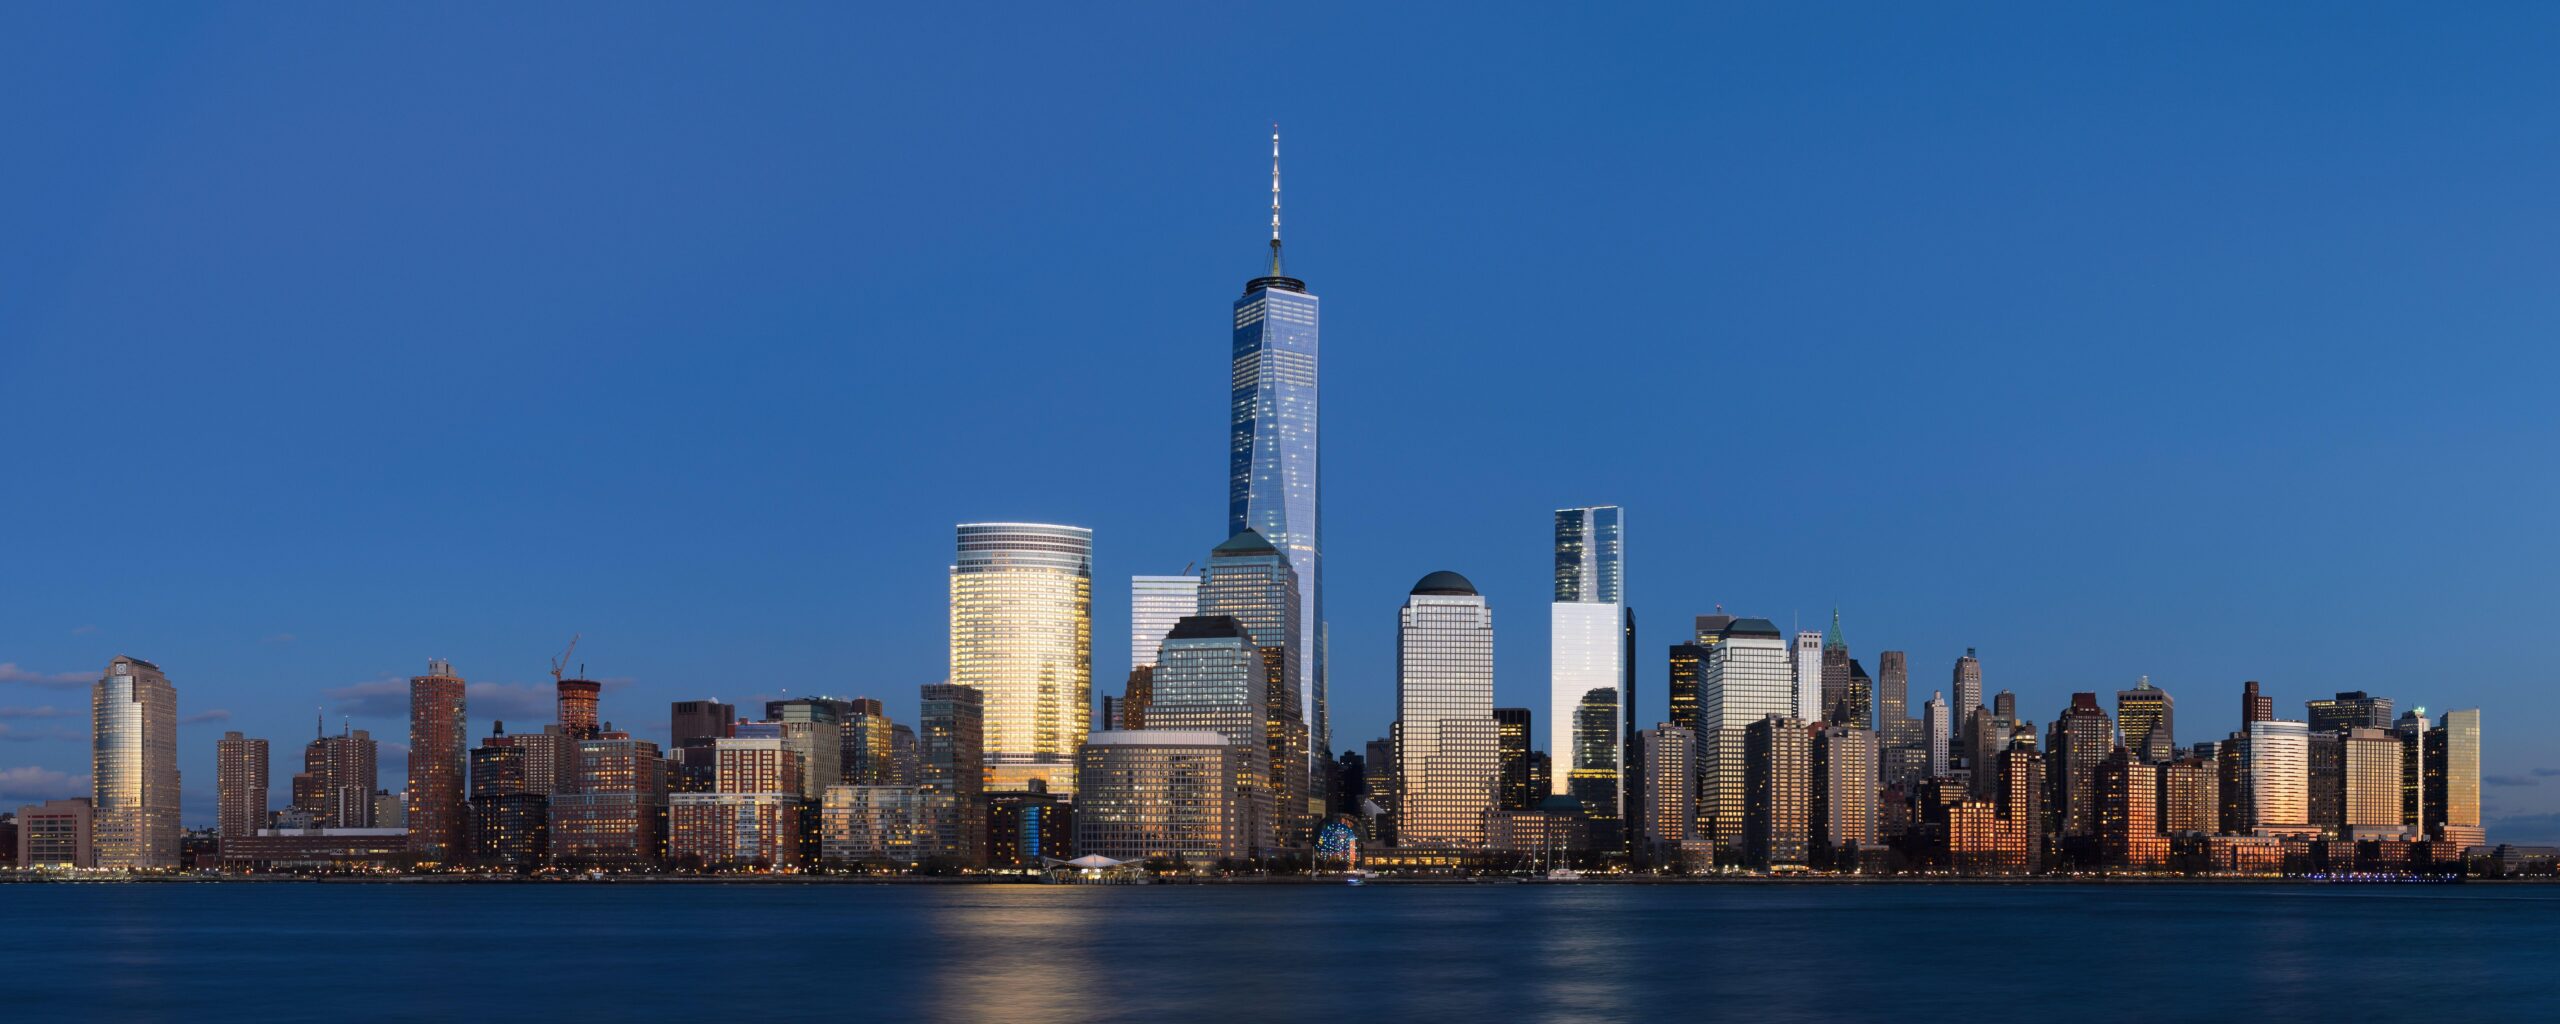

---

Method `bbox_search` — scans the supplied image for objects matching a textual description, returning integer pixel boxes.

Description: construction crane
[550,633,581,684]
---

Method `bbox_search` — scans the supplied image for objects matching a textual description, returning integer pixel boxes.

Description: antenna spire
[1268,124,1283,275]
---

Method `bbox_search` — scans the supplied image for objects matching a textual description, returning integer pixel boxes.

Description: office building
[2308,691,2395,734]
[668,792,801,869]
[2159,757,2220,834]
[1568,687,1620,826]
[1198,529,1308,842]
[92,655,181,870]
[668,699,734,794]
[2308,730,2345,833]
[987,781,1073,868]
[1549,507,1626,802]
[1145,615,1274,850]
[2241,680,2274,729]
[1229,139,1327,762]
[1076,730,1249,861]
[1495,708,1537,810]
[2098,749,2169,867]
[819,784,943,866]
[2050,693,2113,839]
[406,659,469,863]
[2117,677,2175,763]
[1743,715,1812,869]
[2248,720,2312,832]
[1668,643,1706,734]
[2426,709,2483,848]
[1790,630,1824,728]
[1877,650,1913,748]
[1923,692,1952,777]
[16,798,95,868]
[1952,649,1983,733]
[294,726,382,828]
[467,735,547,870]
[919,683,986,864]
[1700,618,1793,850]
[1130,574,1202,671]
[215,732,269,842]
[951,522,1093,795]
[2344,727,2405,836]
[1395,571,1497,847]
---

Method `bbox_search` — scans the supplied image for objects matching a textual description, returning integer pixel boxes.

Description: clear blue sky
[6,5,2558,838]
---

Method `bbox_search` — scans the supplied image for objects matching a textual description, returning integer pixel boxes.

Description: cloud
[0,706,70,720]
[2485,774,2537,788]
[326,678,411,718]
[2487,811,2560,845]
[0,663,91,688]
[2533,768,2560,778]
[0,722,82,743]
[0,765,86,804]
[180,709,234,725]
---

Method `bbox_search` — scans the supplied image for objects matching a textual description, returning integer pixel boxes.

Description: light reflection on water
[3,882,2556,1022]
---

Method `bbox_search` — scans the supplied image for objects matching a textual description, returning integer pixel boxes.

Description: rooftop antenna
[1268,124,1283,276]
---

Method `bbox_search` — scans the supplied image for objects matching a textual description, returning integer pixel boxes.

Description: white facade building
[1549,506,1624,795]
[1398,571,1498,847]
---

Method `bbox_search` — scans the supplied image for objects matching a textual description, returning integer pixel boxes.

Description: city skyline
[6,7,2560,846]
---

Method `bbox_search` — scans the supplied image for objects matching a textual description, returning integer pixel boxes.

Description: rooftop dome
[1410,570,1479,596]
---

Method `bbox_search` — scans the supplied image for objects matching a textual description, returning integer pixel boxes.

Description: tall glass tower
[92,655,180,870]
[1550,505,1625,796]
[1230,127,1326,762]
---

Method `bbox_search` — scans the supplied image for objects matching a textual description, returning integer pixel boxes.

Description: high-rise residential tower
[2241,680,2274,729]
[406,659,469,862]
[1789,630,1824,724]
[2117,677,2175,763]
[918,683,986,864]
[1230,128,1326,762]
[92,656,181,870]
[1550,506,1626,800]
[294,725,381,828]
[950,522,1093,795]
[1952,649,1983,732]
[1922,692,1952,777]
[1395,571,1496,847]
[2050,693,2113,839]
[215,731,269,842]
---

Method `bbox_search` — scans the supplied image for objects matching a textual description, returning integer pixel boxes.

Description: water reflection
[920,889,1101,1024]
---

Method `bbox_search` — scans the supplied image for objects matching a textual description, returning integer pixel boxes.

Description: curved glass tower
[1229,127,1325,760]
[951,522,1094,795]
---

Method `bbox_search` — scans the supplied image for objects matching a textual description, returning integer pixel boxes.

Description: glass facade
[1549,506,1625,797]
[92,656,181,870]
[950,523,1092,796]
[1699,620,1791,849]
[1129,574,1202,671]
[2247,719,2312,829]
[1230,274,1324,760]
[1197,531,1308,838]
[1145,616,1273,850]
[1075,730,1247,861]
[2116,678,2176,763]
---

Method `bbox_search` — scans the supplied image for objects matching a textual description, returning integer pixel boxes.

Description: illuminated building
[715,736,805,796]
[556,678,602,740]
[1144,615,1274,850]
[406,660,469,863]
[294,726,382,828]
[1877,650,1915,769]
[668,699,734,794]
[2308,691,2394,734]
[1131,574,1202,672]
[1486,796,1591,856]
[1075,730,1249,862]
[951,522,1093,795]
[2049,693,2112,839]
[92,655,181,870]
[1743,714,1812,869]
[216,732,269,842]
[1813,724,1877,859]
[1568,687,1620,829]
[1637,723,1695,851]
[2159,757,2220,834]
[1198,530,1308,843]
[2242,719,2314,835]
[2307,730,2345,834]
[1395,572,1497,848]
[16,798,93,868]
[2098,749,2168,868]
[2426,709,2483,849]
[1923,692,1951,777]
[1951,649,1983,744]
[550,734,666,867]
[467,735,547,870]
[2116,677,2175,763]
[890,724,920,785]
[1495,707,1536,810]
[1550,506,1626,807]
[987,781,1072,868]
[919,683,987,865]
[2241,680,2274,728]
[1791,630,1824,731]
[1996,737,2046,871]
[2344,727,2406,837]
[1700,618,1792,851]
[819,784,943,866]
[668,792,802,869]
[1667,644,1705,734]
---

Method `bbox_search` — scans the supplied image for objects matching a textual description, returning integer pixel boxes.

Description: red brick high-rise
[406,660,469,863]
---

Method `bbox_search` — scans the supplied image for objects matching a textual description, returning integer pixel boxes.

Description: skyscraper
[2241,680,2274,729]
[294,725,381,828]
[2247,719,2312,831]
[92,655,180,870]
[1877,651,1912,745]
[1229,128,1325,761]
[1395,571,1496,847]
[468,730,548,870]
[1129,574,1202,671]
[1144,615,1274,850]
[2116,677,2175,763]
[1789,630,1824,724]
[2307,691,2395,734]
[550,733,666,868]
[1197,529,1307,841]
[1744,714,1812,870]
[556,677,602,740]
[1952,648,1983,732]
[2426,708,2482,848]
[406,659,469,862]
[1568,687,1621,829]
[1550,506,1626,802]
[2097,749,2168,868]
[2050,693,2113,840]
[1818,613,1850,724]
[1637,724,1696,854]
[1813,725,1877,860]
[950,522,1093,795]
[918,683,986,865]
[1700,618,1793,850]
[1667,643,1706,734]
[215,731,269,842]
[1494,707,1536,810]
[1922,692,1952,777]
